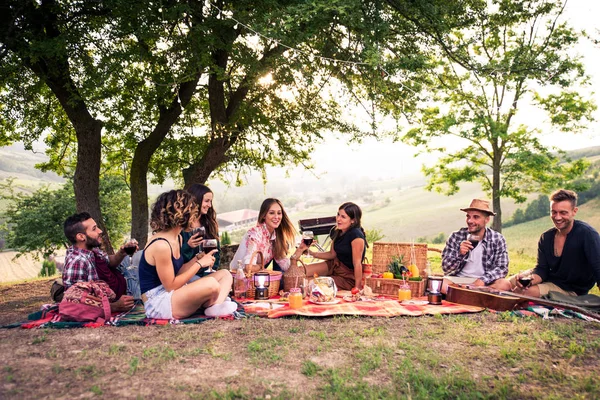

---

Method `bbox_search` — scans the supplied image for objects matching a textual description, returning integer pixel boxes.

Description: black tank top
[139,237,184,294]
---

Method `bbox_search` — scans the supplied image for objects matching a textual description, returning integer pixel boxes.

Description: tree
[0,0,110,246]
[1,0,458,251]
[400,0,595,231]
[0,177,130,258]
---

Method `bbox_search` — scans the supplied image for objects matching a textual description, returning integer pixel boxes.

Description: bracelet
[196,260,204,268]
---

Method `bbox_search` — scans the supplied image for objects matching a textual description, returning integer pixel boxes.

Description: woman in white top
[230,198,296,272]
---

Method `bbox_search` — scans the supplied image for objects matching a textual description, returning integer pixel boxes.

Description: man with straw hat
[441,199,511,293]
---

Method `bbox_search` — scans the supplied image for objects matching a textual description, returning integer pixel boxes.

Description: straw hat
[460,199,496,216]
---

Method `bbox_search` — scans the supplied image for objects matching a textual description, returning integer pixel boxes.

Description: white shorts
[143,275,202,319]
[143,285,174,319]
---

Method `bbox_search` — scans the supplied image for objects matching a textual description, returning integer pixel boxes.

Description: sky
[277,0,600,183]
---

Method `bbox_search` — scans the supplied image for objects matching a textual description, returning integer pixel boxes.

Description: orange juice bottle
[398,284,412,301]
[289,288,303,309]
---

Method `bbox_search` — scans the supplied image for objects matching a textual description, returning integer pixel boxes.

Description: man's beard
[85,235,102,249]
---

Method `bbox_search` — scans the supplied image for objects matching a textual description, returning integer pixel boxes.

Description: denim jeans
[119,256,141,300]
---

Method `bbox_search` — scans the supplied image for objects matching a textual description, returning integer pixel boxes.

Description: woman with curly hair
[180,184,221,273]
[139,190,237,318]
[230,198,295,272]
[291,202,367,291]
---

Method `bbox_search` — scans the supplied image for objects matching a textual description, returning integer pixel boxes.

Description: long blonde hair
[258,198,295,260]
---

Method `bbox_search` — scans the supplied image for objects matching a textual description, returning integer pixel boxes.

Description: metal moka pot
[427,275,444,305]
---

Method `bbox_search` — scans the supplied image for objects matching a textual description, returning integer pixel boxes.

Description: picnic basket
[366,277,425,298]
[366,242,429,297]
[244,251,281,299]
[371,242,428,278]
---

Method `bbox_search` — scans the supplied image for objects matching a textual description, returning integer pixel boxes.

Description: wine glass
[123,239,138,271]
[201,239,218,273]
[302,231,314,255]
[192,226,206,252]
[465,234,480,262]
[518,272,533,289]
[466,234,481,248]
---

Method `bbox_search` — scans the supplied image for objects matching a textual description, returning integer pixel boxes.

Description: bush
[221,231,232,246]
[365,228,384,245]
[39,260,56,277]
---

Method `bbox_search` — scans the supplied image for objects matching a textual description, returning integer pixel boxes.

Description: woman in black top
[180,184,221,273]
[291,202,367,290]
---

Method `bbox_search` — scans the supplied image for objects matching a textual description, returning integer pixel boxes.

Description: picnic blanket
[2,301,246,329]
[242,297,485,318]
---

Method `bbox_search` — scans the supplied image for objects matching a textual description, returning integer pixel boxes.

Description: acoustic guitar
[446,284,600,321]
[446,284,527,311]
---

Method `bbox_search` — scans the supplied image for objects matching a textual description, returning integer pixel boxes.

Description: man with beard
[62,212,135,311]
[510,189,600,297]
[441,199,511,293]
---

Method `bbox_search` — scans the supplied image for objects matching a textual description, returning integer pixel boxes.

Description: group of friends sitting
[57,186,600,320]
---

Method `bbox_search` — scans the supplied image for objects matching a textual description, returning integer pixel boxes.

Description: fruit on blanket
[382,271,394,279]
[408,264,420,278]
[351,287,360,295]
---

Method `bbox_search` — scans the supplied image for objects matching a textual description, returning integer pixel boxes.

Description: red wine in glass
[201,239,218,273]
[302,231,314,254]
[467,234,481,248]
[124,245,137,256]
[518,276,533,288]
[202,243,217,253]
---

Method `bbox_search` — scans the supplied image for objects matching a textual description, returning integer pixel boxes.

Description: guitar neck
[498,289,600,320]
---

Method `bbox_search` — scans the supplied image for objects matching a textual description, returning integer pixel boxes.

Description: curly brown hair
[150,190,199,232]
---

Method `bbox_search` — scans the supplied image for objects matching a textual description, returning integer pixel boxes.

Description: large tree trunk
[72,120,108,250]
[130,77,201,248]
[491,157,502,233]
[21,1,112,251]
[182,144,231,188]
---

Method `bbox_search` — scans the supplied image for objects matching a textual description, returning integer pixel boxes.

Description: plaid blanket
[2,301,246,329]
[242,297,485,318]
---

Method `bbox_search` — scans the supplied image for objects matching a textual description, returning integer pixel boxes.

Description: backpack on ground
[58,281,116,323]
[50,279,65,302]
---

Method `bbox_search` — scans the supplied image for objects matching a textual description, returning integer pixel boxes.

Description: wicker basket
[230,251,282,299]
[245,270,282,299]
[283,259,307,291]
[365,277,426,298]
[372,242,428,278]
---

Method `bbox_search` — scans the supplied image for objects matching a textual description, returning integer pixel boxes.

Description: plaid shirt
[441,227,509,285]
[62,246,108,288]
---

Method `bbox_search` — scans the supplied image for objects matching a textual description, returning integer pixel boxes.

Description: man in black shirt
[511,189,600,297]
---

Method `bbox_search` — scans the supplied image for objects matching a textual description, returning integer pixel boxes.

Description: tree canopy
[401,0,596,230]
[1,0,437,247]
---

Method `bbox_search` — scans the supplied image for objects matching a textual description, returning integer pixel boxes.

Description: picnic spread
[3,240,600,329]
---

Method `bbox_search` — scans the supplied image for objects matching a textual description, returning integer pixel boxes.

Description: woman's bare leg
[304,261,329,277]
[171,278,219,319]
[211,269,233,303]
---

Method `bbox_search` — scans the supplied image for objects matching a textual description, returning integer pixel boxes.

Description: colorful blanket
[242,298,485,318]
[2,301,246,329]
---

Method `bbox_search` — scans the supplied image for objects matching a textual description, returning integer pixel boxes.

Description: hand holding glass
[123,239,138,270]
[302,231,314,255]
[192,226,206,252]
[517,273,533,288]
[202,239,218,273]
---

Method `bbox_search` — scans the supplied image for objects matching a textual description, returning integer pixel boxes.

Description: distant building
[217,209,259,232]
